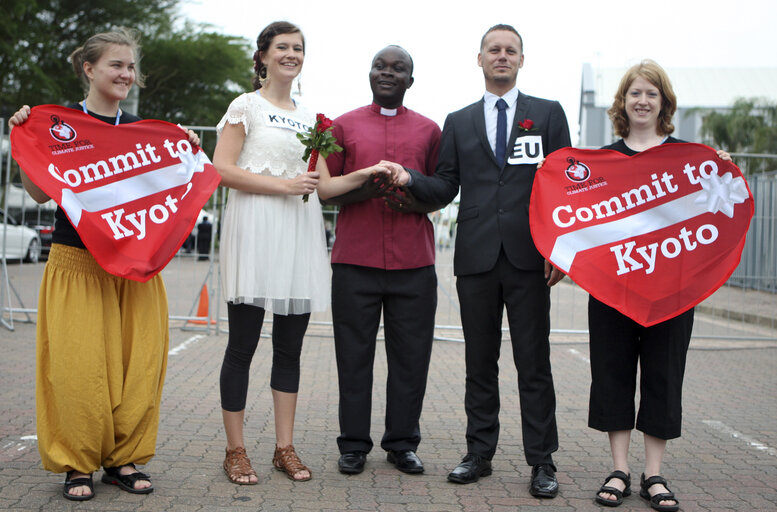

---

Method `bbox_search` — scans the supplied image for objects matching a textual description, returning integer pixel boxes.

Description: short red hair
[608,59,677,138]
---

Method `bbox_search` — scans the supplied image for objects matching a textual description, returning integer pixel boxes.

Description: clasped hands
[361,160,418,212]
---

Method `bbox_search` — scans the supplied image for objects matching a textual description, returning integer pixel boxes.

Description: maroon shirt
[326,103,441,269]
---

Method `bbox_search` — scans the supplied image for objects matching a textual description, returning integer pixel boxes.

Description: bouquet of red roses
[297,113,342,202]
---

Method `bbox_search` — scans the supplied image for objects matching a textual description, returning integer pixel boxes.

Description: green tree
[0,0,176,117]
[140,27,252,127]
[0,1,252,131]
[700,98,777,173]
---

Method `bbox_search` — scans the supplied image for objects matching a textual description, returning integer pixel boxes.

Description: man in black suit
[394,24,570,498]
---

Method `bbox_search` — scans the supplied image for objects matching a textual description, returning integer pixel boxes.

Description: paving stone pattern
[0,253,775,511]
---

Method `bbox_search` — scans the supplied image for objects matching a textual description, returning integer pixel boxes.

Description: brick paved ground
[0,253,776,511]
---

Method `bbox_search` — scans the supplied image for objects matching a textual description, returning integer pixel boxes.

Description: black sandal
[63,470,94,501]
[640,473,679,512]
[101,463,154,494]
[595,470,631,507]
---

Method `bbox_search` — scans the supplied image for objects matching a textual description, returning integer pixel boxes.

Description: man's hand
[384,186,416,212]
[544,259,565,287]
[384,186,441,214]
[368,171,394,195]
[378,160,410,186]
[319,170,392,206]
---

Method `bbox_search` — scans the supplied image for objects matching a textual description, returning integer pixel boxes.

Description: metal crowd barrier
[2,121,775,341]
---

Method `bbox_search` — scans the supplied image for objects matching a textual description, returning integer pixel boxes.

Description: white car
[0,209,41,263]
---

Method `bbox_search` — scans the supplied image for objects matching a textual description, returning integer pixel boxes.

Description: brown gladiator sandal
[273,444,312,481]
[223,447,258,485]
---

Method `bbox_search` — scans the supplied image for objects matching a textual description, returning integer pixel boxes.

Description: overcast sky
[180,0,777,143]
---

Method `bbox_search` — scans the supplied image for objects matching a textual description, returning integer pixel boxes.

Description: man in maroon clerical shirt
[324,45,441,476]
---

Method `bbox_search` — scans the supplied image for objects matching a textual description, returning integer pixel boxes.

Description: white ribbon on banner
[549,172,749,272]
[60,150,209,227]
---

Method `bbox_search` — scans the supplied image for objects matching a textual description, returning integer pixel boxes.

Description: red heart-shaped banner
[10,104,221,281]
[530,143,753,326]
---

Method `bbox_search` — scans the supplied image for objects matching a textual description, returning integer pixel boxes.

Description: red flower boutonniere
[296,113,343,202]
[518,118,535,131]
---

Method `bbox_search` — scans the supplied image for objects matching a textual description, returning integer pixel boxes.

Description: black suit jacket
[408,93,571,276]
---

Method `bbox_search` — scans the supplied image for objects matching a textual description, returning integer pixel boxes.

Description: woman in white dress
[213,21,387,484]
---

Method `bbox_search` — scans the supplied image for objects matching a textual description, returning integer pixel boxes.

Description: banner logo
[564,157,591,182]
[49,115,76,142]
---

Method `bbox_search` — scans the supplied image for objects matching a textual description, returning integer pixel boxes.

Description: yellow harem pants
[36,244,169,474]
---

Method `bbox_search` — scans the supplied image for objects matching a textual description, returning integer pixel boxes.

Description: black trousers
[588,296,693,440]
[332,264,437,454]
[456,250,558,466]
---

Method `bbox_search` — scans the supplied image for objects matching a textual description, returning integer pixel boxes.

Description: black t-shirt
[601,135,683,156]
[52,103,142,248]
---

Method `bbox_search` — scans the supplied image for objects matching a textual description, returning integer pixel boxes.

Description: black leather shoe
[447,454,492,484]
[530,463,559,498]
[338,451,366,474]
[387,450,424,474]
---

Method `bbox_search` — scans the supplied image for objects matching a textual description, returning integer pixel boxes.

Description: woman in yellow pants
[9,28,198,501]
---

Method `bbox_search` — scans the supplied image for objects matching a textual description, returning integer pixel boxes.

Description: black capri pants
[220,302,310,412]
[587,295,693,440]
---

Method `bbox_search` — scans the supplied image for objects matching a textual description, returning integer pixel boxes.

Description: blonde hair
[608,59,677,137]
[69,28,145,91]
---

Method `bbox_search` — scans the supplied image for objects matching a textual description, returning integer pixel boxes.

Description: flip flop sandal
[595,470,631,507]
[101,463,154,494]
[640,473,679,512]
[63,470,94,501]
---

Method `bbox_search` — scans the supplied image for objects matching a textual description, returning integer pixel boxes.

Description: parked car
[26,222,54,257]
[0,209,42,263]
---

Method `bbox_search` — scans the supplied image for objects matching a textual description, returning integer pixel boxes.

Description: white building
[578,64,777,148]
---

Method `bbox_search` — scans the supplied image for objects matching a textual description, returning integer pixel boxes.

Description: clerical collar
[380,107,397,117]
[370,103,405,116]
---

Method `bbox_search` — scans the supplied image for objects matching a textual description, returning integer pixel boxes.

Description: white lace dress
[217,91,329,315]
